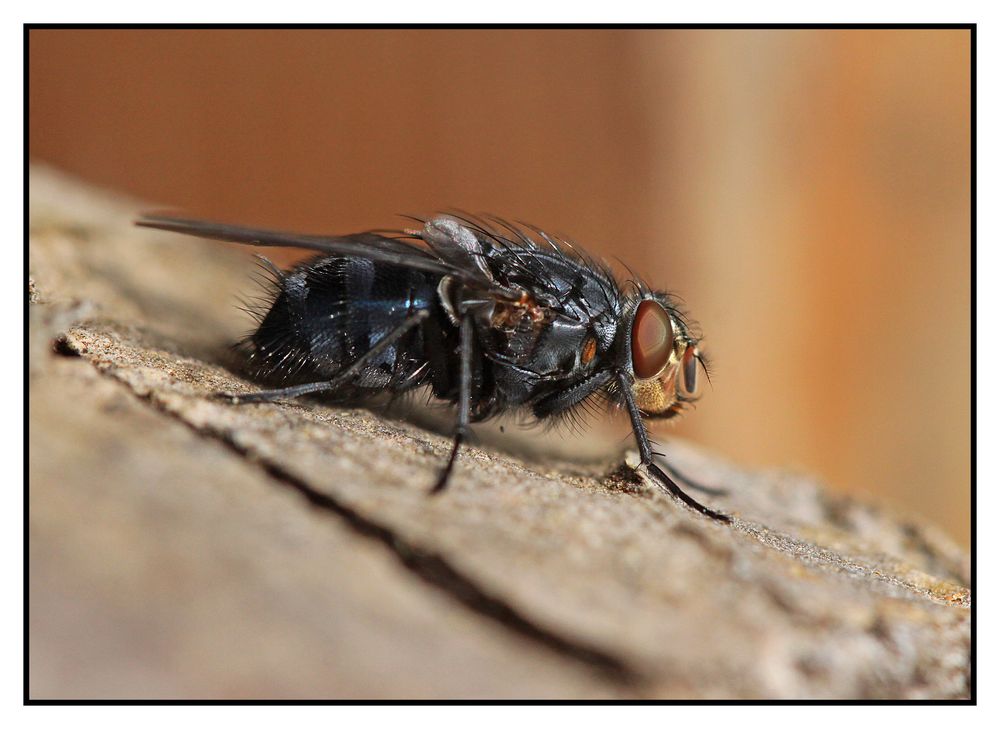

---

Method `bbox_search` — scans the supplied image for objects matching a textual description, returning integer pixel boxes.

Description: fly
[136,213,729,522]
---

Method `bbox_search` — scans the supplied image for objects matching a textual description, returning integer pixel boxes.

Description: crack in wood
[73,343,646,688]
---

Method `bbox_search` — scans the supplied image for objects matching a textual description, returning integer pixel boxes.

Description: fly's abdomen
[247,256,440,388]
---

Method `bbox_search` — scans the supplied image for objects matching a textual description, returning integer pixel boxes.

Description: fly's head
[621,294,706,419]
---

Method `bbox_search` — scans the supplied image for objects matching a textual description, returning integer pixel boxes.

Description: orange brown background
[28,28,971,546]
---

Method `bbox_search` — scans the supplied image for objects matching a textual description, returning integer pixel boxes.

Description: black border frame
[23,22,976,706]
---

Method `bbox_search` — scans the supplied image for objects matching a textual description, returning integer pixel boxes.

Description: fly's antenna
[697,350,714,388]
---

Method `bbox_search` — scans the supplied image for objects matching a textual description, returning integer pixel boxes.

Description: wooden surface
[28,166,971,699]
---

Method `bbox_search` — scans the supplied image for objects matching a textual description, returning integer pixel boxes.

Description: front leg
[430,315,473,494]
[656,457,729,497]
[618,372,731,523]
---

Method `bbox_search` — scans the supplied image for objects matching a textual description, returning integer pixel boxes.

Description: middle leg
[430,315,473,494]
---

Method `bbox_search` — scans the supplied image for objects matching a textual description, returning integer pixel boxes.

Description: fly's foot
[656,456,729,497]
[643,461,731,523]
[210,390,262,404]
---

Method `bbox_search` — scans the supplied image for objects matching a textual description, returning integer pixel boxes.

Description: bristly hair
[232,254,317,385]
[382,210,626,314]
[433,211,624,307]
[232,255,284,351]
[534,386,615,437]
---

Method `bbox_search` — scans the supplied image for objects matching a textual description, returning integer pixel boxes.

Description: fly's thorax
[446,272,608,379]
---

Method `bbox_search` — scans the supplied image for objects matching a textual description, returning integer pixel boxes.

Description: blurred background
[28,29,971,547]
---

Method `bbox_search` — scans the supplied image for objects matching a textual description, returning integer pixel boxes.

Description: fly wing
[135,214,485,281]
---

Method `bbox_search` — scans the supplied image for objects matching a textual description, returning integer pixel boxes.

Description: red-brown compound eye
[631,300,674,379]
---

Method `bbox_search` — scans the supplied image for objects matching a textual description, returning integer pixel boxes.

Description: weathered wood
[28,165,971,699]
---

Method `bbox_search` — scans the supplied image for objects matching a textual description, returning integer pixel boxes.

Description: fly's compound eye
[631,300,674,379]
[681,344,698,395]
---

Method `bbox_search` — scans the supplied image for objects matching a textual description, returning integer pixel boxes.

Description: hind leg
[217,310,431,404]
[214,381,336,404]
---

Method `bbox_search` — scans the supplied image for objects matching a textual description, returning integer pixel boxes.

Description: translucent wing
[135,214,485,281]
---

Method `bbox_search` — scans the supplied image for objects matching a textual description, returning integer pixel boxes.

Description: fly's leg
[430,315,473,494]
[656,458,728,497]
[618,372,731,523]
[215,380,337,404]
[217,310,430,404]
